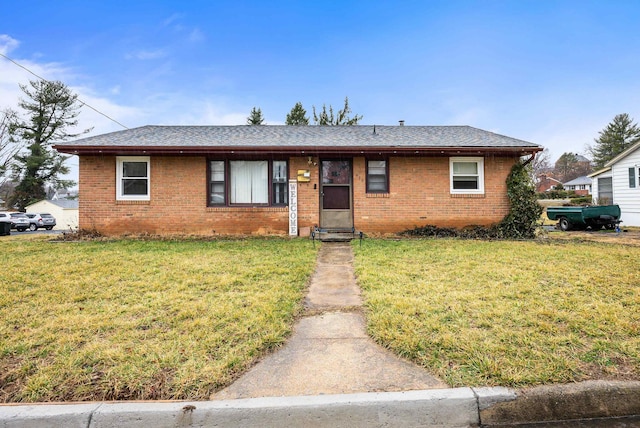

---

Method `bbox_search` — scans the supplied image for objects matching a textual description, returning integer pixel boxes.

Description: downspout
[522,152,536,166]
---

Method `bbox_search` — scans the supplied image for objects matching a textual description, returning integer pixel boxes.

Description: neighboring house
[589,140,640,226]
[574,154,592,171]
[47,187,79,201]
[25,199,79,230]
[563,176,592,196]
[536,174,563,193]
[54,125,541,236]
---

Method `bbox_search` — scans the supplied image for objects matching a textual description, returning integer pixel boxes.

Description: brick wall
[291,156,320,230]
[79,155,289,235]
[353,155,517,233]
[79,154,518,236]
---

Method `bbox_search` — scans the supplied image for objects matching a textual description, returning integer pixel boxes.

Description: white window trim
[116,156,150,201]
[449,157,485,195]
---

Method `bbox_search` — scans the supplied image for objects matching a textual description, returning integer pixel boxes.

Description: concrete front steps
[312,227,363,242]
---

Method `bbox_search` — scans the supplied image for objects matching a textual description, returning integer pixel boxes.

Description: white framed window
[116,156,150,201]
[598,177,613,203]
[450,157,484,194]
[366,159,389,193]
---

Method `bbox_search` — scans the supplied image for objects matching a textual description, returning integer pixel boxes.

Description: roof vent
[399,120,405,126]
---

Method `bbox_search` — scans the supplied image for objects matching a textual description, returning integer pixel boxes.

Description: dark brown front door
[320,159,353,230]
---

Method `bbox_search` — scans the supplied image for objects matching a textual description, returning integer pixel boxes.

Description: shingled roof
[55,125,541,156]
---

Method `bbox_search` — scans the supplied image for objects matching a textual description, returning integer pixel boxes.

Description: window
[450,157,484,194]
[209,161,225,205]
[116,156,150,201]
[230,161,268,204]
[630,167,636,189]
[598,177,613,204]
[366,159,388,193]
[208,160,288,206]
[272,160,288,205]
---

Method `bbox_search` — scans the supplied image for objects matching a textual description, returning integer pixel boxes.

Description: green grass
[353,238,640,387]
[3,234,639,402]
[0,237,317,402]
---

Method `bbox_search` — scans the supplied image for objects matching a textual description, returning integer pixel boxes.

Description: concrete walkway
[212,242,446,400]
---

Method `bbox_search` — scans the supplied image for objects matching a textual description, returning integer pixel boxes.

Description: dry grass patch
[353,239,639,387]
[0,237,317,402]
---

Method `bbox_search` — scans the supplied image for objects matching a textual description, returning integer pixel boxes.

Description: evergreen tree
[7,80,89,210]
[246,107,265,125]
[312,97,362,126]
[285,102,309,125]
[589,113,640,169]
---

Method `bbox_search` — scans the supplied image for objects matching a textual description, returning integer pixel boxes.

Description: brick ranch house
[54,125,542,236]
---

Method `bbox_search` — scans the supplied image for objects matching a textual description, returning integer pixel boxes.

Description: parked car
[0,212,12,235]
[26,213,57,231]
[0,212,31,232]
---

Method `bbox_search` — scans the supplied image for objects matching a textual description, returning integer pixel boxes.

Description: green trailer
[546,205,621,231]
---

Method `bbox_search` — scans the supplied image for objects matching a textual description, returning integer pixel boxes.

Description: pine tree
[312,97,362,126]
[246,107,265,125]
[589,113,640,169]
[285,102,309,125]
[7,80,90,210]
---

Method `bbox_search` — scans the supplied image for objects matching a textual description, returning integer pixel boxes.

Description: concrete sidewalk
[1,241,639,427]
[212,241,446,400]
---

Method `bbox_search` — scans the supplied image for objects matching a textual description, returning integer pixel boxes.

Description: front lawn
[0,237,317,402]
[353,238,640,387]
[3,234,638,402]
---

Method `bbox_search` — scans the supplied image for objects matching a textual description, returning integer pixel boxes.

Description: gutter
[588,166,612,178]
[54,145,542,157]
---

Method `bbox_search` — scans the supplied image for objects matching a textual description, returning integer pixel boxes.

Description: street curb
[479,380,640,426]
[1,382,639,427]
[0,388,503,428]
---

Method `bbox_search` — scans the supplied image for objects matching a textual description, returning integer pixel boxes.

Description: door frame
[319,158,354,230]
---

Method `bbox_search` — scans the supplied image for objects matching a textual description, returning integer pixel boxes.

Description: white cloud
[70,86,144,133]
[0,34,19,55]
[0,56,68,113]
[142,97,246,126]
[163,13,185,28]
[125,49,168,61]
[188,28,205,43]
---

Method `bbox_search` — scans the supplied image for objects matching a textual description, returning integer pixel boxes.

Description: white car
[0,212,30,232]
[0,212,11,235]
[26,213,57,231]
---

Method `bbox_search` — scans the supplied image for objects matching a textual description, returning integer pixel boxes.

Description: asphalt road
[496,415,640,427]
[4,228,63,236]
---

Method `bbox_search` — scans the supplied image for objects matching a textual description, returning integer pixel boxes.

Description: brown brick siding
[353,156,516,233]
[79,154,518,236]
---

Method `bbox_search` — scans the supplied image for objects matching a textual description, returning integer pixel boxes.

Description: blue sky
[2,0,640,182]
